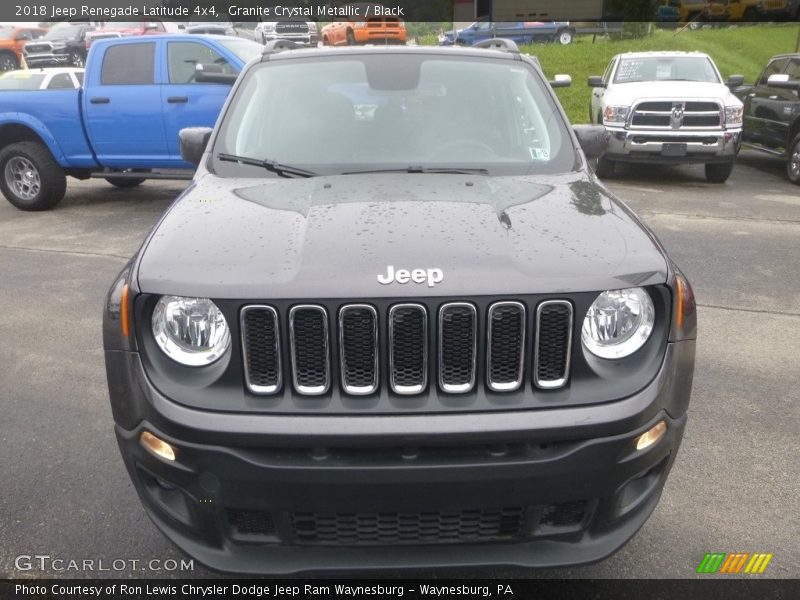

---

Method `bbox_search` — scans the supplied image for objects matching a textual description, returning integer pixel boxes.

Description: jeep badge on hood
[378,266,444,287]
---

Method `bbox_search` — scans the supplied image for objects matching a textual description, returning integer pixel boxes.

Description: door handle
[167,96,189,104]
[90,97,110,104]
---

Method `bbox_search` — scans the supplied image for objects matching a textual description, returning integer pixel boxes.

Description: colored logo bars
[696,552,774,574]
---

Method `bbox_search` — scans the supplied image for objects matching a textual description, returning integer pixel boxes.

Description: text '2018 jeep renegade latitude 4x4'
[103,40,697,574]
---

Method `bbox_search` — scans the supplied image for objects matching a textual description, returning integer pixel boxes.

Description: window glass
[759,58,789,85]
[74,71,84,85]
[167,42,233,84]
[47,73,74,89]
[614,56,720,84]
[0,72,46,90]
[783,59,800,81]
[101,43,155,85]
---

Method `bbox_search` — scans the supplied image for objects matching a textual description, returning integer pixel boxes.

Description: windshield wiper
[342,166,490,175]
[217,153,317,178]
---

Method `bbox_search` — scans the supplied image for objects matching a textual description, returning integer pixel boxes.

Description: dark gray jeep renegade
[103,41,697,574]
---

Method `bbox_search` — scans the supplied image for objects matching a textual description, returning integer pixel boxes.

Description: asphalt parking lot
[0,149,798,579]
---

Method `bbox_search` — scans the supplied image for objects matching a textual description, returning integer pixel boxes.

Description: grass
[517,24,800,123]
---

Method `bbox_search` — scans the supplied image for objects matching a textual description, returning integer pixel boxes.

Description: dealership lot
[0,150,797,578]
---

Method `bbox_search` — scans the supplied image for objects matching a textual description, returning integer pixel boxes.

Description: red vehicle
[85,21,166,50]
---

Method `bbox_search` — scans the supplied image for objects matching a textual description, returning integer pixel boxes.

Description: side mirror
[194,63,238,84]
[573,125,609,160]
[726,74,744,88]
[767,73,800,90]
[549,74,572,88]
[179,127,213,166]
[587,76,606,88]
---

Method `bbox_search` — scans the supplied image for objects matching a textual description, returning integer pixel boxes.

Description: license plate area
[662,143,688,157]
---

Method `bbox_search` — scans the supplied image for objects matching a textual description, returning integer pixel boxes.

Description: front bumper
[605,127,741,164]
[24,53,70,66]
[108,339,694,574]
[263,34,318,46]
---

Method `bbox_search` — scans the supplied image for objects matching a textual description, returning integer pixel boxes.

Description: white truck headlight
[152,296,230,366]
[725,105,743,126]
[603,105,630,124]
[581,288,655,359]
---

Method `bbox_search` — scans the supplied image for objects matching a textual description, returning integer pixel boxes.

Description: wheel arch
[0,118,65,165]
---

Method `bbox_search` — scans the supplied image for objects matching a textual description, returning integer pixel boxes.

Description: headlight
[263,23,275,32]
[725,105,743,126]
[51,41,67,49]
[152,296,230,366]
[308,22,318,32]
[603,105,630,124]
[581,288,655,359]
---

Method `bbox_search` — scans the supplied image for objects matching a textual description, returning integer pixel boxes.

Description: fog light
[634,421,667,451]
[140,431,177,461]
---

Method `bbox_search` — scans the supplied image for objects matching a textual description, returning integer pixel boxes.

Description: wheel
[787,133,800,185]
[705,161,734,183]
[556,28,574,45]
[594,154,616,178]
[69,50,84,68]
[742,7,759,21]
[0,142,67,211]
[346,29,356,45]
[0,52,18,72]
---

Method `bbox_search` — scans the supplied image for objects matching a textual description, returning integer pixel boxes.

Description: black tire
[0,52,18,72]
[0,141,67,211]
[594,154,616,178]
[556,28,574,45]
[787,133,800,185]
[69,50,84,68]
[105,177,146,188]
[743,7,759,21]
[705,161,734,183]
[346,29,356,45]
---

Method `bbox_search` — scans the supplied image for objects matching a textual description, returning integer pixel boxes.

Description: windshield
[614,56,720,84]
[0,72,46,90]
[0,28,13,40]
[213,54,575,177]
[44,24,84,40]
[219,39,262,62]
[102,22,142,29]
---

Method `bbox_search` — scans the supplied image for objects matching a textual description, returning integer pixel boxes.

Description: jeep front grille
[241,299,573,397]
[289,305,330,395]
[629,100,723,130]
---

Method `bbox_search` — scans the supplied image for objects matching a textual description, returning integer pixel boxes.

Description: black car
[736,53,800,185]
[103,40,697,574]
[23,22,94,68]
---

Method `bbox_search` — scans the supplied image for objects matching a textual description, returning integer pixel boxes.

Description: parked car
[439,20,576,46]
[102,39,697,575]
[0,68,83,90]
[321,15,406,46]
[85,21,167,51]
[734,53,800,184]
[0,25,46,71]
[255,20,319,46]
[588,51,744,182]
[0,35,262,210]
[182,21,237,37]
[23,22,95,68]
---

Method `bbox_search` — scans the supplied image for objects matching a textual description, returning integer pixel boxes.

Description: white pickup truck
[588,51,745,183]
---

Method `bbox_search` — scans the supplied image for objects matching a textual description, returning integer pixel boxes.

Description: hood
[137,173,668,299]
[606,80,742,106]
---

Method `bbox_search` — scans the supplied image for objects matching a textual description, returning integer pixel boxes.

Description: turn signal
[634,421,667,451]
[140,431,177,462]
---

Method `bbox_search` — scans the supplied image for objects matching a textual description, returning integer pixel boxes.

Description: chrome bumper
[605,127,742,163]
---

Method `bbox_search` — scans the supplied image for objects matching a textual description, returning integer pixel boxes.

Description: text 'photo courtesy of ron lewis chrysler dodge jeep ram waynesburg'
[98,37,698,574]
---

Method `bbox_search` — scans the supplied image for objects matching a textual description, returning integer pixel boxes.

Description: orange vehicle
[0,26,46,71]
[321,15,406,46]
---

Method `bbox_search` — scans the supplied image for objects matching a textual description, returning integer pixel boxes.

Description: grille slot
[534,301,573,389]
[291,507,525,546]
[630,100,722,130]
[241,306,282,395]
[487,301,526,392]
[289,305,330,395]
[438,303,477,393]
[227,509,275,536]
[388,304,428,395]
[339,305,379,395]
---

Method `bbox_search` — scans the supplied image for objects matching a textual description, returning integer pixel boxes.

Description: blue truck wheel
[0,142,67,211]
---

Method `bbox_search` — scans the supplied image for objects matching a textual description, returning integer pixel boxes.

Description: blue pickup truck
[439,20,576,46]
[0,34,261,210]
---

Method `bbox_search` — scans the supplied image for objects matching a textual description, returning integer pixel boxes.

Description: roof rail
[262,39,302,55]
[471,38,519,53]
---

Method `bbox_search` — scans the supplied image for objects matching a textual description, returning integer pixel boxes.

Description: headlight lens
[725,105,743,126]
[603,105,630,124]
[581,288,655,359]
[152,296,230,366]
[308,22,318,32]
